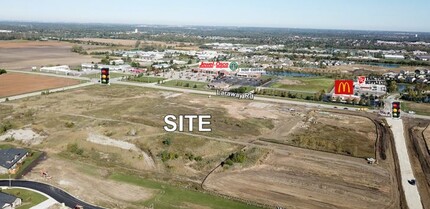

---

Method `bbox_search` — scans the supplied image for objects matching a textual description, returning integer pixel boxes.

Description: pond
[266,71,318,77]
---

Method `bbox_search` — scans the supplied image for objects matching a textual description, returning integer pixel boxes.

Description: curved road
[0,180,104,209]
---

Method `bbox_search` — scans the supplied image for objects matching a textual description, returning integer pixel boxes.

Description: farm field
[0,40,97,70]
[0,73,80,98]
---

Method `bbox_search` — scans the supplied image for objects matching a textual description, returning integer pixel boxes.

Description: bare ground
[205,148,396,209]
[0,40,97,70]
[23,157,155,209]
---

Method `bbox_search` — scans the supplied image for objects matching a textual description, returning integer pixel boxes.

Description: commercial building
[236,68,266,78]
[384,54,405,60]
[39,65,80,76]
[0,149,28,174]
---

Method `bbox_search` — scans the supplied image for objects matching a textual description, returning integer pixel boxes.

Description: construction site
[0,84,405,209]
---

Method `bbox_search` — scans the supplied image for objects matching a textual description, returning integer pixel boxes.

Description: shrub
[64,121,75,128]
[184,83,190,88]
[162,138,171,146]
[0,121,13,134]
[66,143,84,155]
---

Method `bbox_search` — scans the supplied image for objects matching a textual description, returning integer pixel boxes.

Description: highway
[0,180,104,209]
[386,118,423,209]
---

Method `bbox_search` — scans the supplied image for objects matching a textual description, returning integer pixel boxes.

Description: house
[416,55,430,61]
[405,77,416,83]
[0,192,22,209]
[0,149,28,174]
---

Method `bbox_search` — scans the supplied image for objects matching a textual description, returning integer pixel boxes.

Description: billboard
[335,80,354,95]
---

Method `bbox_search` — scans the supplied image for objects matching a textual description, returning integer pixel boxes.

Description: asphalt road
[113,81,361,111]
[0,180,104,209]
[386,118,423,209]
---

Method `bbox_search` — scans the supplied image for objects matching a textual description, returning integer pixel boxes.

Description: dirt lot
[0,73,80,97]
[0,40,97,70]
[0,84,397,208]
[205,148,397,209]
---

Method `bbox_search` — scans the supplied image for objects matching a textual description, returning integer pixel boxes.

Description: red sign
[199,62,215,68]
[335,80,354,95]
[199,62,230,69]
[358,76,366,85]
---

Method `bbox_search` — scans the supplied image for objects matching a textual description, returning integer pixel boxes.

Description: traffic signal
[100,68,110,85]
[392,102,401,118]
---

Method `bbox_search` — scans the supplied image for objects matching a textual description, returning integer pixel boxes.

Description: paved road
[0,180,104,209]
[113,81,361,111]
[386,118,423,209]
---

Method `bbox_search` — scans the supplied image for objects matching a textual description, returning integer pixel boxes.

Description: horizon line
[1,19,430,34]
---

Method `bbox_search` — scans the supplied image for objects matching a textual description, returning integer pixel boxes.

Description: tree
[134,40,141,49]
[388,81,397,93]
[131,62,140,68]
[0,69,7,75]
[71,45,85,54]
[187,59,192,64]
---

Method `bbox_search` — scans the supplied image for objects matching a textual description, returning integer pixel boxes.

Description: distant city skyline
[0,0,429,32]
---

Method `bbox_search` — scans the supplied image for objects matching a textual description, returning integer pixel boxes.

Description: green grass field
[129,76,166,83]
[83,72,128,79]
[162,80,208,90]
[401,101,430,116]
[270,77,334,92]
[109,173,262,209]
[2,189,47,209]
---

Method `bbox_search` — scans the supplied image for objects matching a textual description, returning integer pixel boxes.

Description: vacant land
[205,149,396,209]
[110,172,261,209]
[128,76,166,83]
[288,112,376,158]
[270,77,334,92]
[83,72,129,80]
[0,40,97,70]
[2,188,48,209]
[0,73,80,97]
[401,101,430,116]
[162,80,209,89]
[0,84,395,208]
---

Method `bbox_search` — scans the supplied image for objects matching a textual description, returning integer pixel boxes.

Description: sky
[0,0,429,32]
